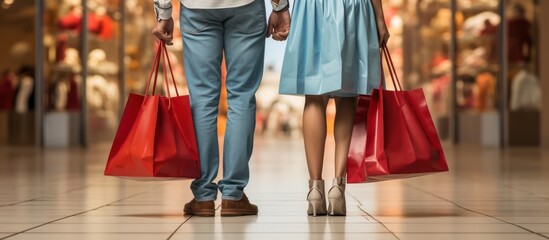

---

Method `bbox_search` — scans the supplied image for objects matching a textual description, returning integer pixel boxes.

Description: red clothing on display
[55,35,68,62]
[507,18,531,63]
[0,76,14,110]
[95,14,114,40]
[66,76,80,110]
[58,11,113,40]
[58,11,82,31]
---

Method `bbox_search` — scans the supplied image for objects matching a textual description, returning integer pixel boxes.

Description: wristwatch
[272,0,289,12]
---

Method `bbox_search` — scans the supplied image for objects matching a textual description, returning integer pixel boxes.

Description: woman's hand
[267,8,291,41]
[376,20,390,47]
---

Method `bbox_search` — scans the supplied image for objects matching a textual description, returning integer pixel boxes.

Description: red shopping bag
[104,42,200,180]
[347,47,448,183]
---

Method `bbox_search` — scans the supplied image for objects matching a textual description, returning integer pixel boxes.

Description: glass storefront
[382,0,453,140]
[505,0,541,146]
[0,0,544,147]
[0,0,37,146]
[40,0,127,146]
[42,0,85,147]
[382,0,542,147]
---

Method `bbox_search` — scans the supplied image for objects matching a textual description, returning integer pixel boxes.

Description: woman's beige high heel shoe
[307,180,327,216]
[327,177,346,216]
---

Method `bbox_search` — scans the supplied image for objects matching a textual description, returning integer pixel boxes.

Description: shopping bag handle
[378,46,402,92]
[162,43,180,97]
[376,46,404,106]
[144,42,180,109]
[145,43,162,97]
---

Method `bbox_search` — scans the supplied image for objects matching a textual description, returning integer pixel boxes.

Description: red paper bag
[347,47,448,183]
[105,43,200,180]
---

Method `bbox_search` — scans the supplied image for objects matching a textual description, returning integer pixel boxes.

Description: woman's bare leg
[303,95,330,180]
[333,97,358,178]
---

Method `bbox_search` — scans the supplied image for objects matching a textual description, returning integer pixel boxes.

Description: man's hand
[267,8,291,41]
[152,18,174,45]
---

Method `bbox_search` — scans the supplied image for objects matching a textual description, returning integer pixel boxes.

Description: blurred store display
[0,0,545,147]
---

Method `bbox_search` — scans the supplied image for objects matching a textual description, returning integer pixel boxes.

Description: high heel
[327,177,346,216]
[307,180,327,216]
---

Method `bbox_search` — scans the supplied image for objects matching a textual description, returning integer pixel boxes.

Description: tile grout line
[404,183,549,240]
[166,204,221,240]
[498,183,549,202]
[166,216,193,240]
[0,187,158,240]
[0,200,36,208]
[347,191,401,240]
[0,185,93,209]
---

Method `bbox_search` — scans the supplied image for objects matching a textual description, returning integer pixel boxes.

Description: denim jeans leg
[218,0,267,201]
[180,5,225,202]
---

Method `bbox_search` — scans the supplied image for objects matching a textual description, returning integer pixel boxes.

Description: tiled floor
[1,137,548,240]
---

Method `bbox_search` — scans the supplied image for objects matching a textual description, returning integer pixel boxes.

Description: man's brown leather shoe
[183,199,215,217]
[220,194,258,217]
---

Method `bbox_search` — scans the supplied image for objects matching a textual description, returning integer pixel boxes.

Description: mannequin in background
[507,4,534,109]
[507,4,531,65]
[14,66,35,114]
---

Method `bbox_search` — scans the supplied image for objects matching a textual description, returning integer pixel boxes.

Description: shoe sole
[220,209,258,217]
[184,209,215,217]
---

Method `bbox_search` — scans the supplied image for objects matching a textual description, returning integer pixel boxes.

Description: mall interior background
[0,0,548,149]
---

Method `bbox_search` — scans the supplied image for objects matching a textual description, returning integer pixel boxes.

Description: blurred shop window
[86,0,122,144]
[506,3,540,112]
[455,0,500,113]
[510,67,540,111]
[47,2,83,112]
[124,0,187,101]
[385,0,452,139]
[43,0,86,147]
[0,0,36,146]
[506,1,540,146]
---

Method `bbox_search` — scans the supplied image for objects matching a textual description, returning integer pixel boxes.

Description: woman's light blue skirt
[279,0,381,97]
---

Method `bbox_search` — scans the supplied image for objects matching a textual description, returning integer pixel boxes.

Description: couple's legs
[303,96,357,180]
[181,1,265,201]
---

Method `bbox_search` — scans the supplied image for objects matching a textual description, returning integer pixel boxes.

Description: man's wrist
[272,0,289,12]
[275,5,289,12]
[157,17,173,22]
[154,3,172,22]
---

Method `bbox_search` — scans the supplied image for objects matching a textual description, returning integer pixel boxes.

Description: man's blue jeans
[179,0,266,201]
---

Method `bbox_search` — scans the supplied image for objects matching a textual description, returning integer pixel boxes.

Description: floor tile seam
[9,221,544,225]
[0,185,94,209]
[346,191,379,223]
[393,232,549,234]
[180,222,384,225]
[349,191,401,240]
[13,231,183,234]
[13,223,188,225]
[166,203,222,239]
[166,216,192,240]
[166,233,397,235]
[0,187,159,240]
[498,183,549,201]
[403,183,549,240]
[166,230,396,234]
[0,200,35,208]
[11,232,397,235]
